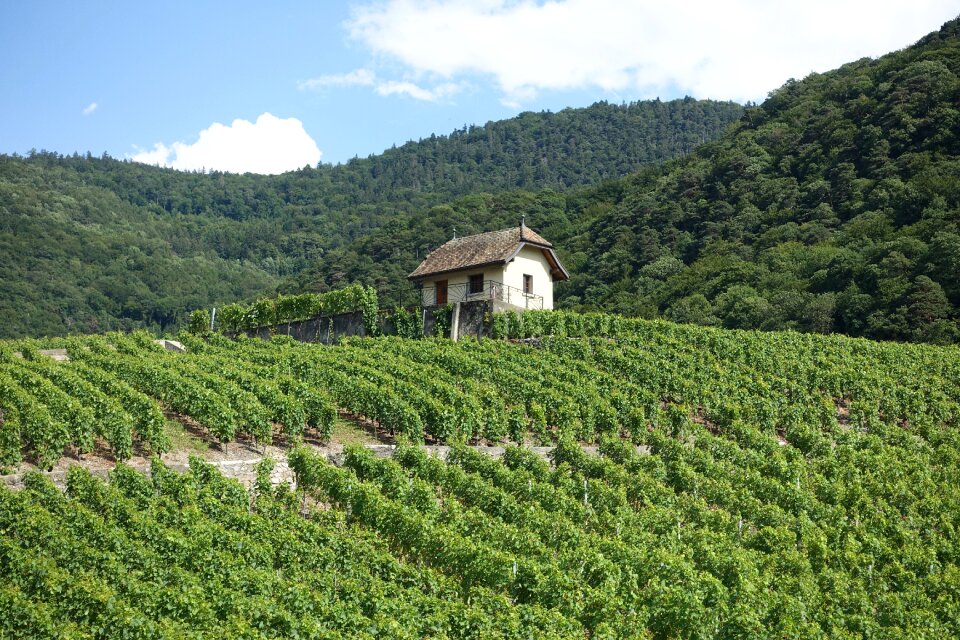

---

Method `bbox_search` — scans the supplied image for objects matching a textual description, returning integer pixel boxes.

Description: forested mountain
[342,97,742,194]
[557,17,960,343]
[309,16,960,345]
[0,98,742,338]
[5,16,960,344]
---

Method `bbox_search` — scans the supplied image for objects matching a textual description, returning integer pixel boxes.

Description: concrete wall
[421,300,491,339]
[240,310,366,344]
[422,306,439,337]
[456,299,490,340]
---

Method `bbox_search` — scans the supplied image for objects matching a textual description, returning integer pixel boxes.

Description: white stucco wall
[415,245,557,309]
[419,266,505,307]
[503,245,555,309]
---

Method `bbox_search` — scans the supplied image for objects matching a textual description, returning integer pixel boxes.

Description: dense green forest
[311,17,960,344]
[0,98,742,338]
[555,18,960,344]
[4,17,960,344]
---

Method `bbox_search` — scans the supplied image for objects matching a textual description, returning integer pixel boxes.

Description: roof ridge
[408,224,556,280]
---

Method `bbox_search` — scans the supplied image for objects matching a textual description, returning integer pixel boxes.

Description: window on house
[469,274,484,294]
[523,274,533,294]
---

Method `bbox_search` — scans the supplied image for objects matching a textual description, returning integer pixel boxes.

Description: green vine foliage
[216,303,247,334]
[433,304,455,338]
[492,310,645,339]
[201,284,379,334]
[392,307,424,339]
[2,311,960,638]
[187,309,210,335]
[491,312,510,339]
[357,287,380,337]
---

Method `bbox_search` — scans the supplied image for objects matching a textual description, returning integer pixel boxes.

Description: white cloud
[300,67,462,102]
[130,142,172,167]
[375,80,462,101]
[130,113,322,175]
[345,0,960,104]
[298,68,377,90]
[82,102,98,116]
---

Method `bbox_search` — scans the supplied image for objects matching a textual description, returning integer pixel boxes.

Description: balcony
[419,279,544,310]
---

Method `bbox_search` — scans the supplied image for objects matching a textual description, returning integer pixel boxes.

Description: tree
[906,276,951,337]
[665,294,718,326]
[715,285,775,330]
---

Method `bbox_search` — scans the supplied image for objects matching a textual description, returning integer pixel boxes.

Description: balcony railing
[419,280,543,310]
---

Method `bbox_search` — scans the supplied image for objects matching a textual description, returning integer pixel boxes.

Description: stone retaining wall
[421,300,491,340]
[1,443,649,491]
[239,311,367,345]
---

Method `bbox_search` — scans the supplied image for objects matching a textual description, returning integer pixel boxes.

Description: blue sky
[2,1,957,172]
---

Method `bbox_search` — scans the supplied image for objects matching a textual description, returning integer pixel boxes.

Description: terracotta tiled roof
[408,225,568,280]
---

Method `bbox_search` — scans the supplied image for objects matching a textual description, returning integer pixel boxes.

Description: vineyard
[1,314,959,637]
[187,284,380,336]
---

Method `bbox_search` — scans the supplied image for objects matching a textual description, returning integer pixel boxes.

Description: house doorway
[436,280,448,305]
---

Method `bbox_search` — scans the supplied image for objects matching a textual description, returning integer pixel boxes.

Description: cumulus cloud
[300,67,462,102]
[82,102,98,116]
[130,113,322,175]
[345,0,959,104]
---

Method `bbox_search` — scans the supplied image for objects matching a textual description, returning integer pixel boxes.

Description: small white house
[408,223,568,310]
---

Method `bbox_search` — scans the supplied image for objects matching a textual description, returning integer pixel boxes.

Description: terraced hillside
[1,315,958,637]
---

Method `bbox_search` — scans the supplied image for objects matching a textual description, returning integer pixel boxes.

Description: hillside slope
[557,17,960,343]
[8,18,960,344]
[0,98,742,338]
[1,317,958,637]
[298,17,960,345]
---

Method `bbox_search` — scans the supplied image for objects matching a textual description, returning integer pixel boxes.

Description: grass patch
[330,416,380,446]
[163,419,210,454]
